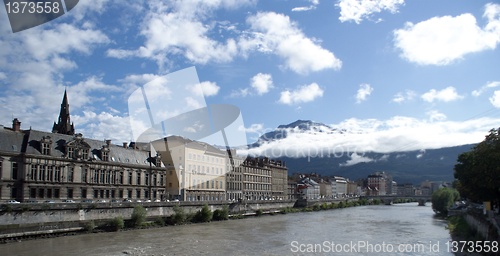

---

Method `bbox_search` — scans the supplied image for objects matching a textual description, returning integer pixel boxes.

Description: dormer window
[66,133,91,160]
[101,145,110,161]
[155,155,162,167]
[40,136,52,155]
[67,147,75,158]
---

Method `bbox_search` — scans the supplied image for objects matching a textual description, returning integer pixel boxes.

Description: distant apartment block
[226,156,287,201]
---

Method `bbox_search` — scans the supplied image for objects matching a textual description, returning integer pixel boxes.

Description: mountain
[251,119,345,147]
[247,120,476,184]
[281,144,474,184]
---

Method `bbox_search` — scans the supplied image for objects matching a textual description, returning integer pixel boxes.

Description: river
[1,203,454,255]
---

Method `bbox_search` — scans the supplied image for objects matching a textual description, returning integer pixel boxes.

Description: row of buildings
[0,91,448,203]
[0,91,288,202]
[289,175,360,200]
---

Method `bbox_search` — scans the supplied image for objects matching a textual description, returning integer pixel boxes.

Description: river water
[2,203,454,255]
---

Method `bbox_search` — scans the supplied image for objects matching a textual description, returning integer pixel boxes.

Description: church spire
[52,89,75,135]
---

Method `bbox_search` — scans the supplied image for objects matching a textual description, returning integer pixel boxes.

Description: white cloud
[337,0,405,24]
[279,83,324,105]
[230,73,273,98]
[239,123,264,134]
[188,81,220,97]
[392,90,416,103]
[421,86,464,103]
[292,0,319,12]
[106,0,255,68]
[340,152,375,166]
[394,3,500,65]
[416,149,425,159]
[72,111,133,142]
[229,88,250,98]
[22,23,110,61]
[243,12,342,74]
[242,116,500,158]
[251,73,273,95]
[356,83,373,103]
[0,17,111,132]
[489,91,500,108]
[426,110,447,122]
[472,81,500,96]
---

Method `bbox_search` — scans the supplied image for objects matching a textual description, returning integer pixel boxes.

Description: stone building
[225,156,288,201]
[152,135,227,202]
[0,91,166,202]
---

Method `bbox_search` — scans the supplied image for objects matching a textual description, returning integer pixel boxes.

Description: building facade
[225,156,288,201]
[0,92,166,202]
[153,136,227,202]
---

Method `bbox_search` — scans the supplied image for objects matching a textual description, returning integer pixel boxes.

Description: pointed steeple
[52,89,75,135]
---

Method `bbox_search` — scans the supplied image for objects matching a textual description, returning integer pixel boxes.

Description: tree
[212,205,229,221]
[131,205,147,227]
[172,205,187,224]
[454,128,500,204]
[432,187,459,216]
[193,204,212,223]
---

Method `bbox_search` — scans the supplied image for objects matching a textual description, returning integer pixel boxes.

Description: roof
[152,135,228,156]
[0,126,153,167]
[0,127,25,154]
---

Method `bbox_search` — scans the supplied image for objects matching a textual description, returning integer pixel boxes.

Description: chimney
[12,118,21,132]
[129,142,136,149]
[105,139,111,146]
[123,142,128,148]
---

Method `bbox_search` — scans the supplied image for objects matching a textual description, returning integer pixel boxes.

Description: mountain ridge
[247,119,476,184]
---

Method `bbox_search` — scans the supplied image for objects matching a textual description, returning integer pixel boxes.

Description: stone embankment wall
[0,200,296,239]
[464,212,500,242]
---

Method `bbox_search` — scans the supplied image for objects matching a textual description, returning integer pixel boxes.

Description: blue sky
[1,0,500,155]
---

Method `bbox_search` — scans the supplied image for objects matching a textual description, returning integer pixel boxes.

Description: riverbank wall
[463,211,500,242]
[0,199,297,239]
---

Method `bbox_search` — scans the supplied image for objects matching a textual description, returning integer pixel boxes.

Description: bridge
[361,195,431,206]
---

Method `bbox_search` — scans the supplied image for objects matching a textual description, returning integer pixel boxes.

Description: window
[82,149,89,160]
[100,170,105,184]
[12,162,18,180]
[145,173,149,185]
[128,171,133,185]
[0,161,3,179]
[30,188,36,198]
[47,166,53,181]
[81,188,87,198]
[82,168,88,183]
[136,172,141,185]
[119,172,124,184]
[67,147,74,158]
[102,150,109,161]
[67,188,73,198]
[42,142,51,155]
[67,167,73,182]
[106,170,111,184]
[38,188,44,198]
[160,175,164,186]
[11,187,17,198]
[136,189,141,199]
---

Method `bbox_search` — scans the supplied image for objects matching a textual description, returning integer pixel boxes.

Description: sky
[1,0,500,157]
